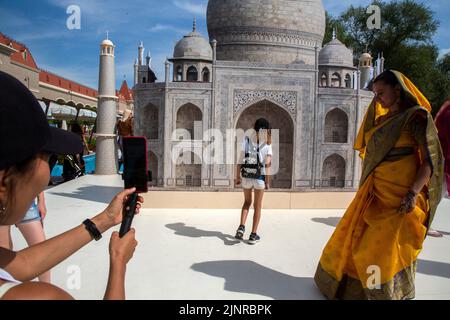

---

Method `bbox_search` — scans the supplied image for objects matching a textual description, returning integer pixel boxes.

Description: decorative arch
[324,108,349,143]
[66,100,76,107]
[143,103,159,140]
[176,151,202,187]
[320,73,328,87]
[148,151,158,186]
[345,74,352,88]
[202,67,210,82]
[56,98,67,105]
[186,66,198,82]
[233,89,297,120]
[331,73,341,88]
[235,99,294,189]
[176,65,183,81]
[321,154,346,188]
[176,103,203,140]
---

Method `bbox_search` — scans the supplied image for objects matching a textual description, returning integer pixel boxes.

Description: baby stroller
[62,154,85,182]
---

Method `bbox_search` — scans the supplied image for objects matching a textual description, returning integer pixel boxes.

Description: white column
[95,39,119,175]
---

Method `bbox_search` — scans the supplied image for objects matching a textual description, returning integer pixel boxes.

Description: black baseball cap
[0,71,83,170]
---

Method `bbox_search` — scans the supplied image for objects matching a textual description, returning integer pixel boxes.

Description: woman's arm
[411,150,432,195]
[265,155,272,190]
[37,192,47,220]
[398,144,432,214]
[104,230,137,300]
[235,150,244,187]
[0,188,142,282]
[2,229,138,300]
[82,136,90,153]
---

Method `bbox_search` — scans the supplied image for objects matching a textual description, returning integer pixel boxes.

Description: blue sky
[0,0,448,90]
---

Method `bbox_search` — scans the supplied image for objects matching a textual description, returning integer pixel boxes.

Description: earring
[0,203,6,215]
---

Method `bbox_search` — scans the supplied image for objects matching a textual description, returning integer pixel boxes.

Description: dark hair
[373,70,414,109]
[373,70,400,87]
[70,122,83,135]
[254,118,272,145]
[254,118,270,132]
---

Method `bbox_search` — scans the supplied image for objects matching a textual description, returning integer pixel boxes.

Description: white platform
[9,175,450,300]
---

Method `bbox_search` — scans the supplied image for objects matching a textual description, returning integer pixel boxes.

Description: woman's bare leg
[252,189,265,233]
[0,225,12,250]
[240,189,253,227]
[17,221,51,283]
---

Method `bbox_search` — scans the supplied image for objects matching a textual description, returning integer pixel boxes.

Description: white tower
[133,58,138,86]
[359,48,372,89]
[138,41,144,66]
[95,36,118,175]
[146,51,151,67]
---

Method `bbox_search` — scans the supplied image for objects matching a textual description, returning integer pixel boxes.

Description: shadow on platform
[191,260,322,299]
[418,259,450,279]
[49,185,123,204]
[166,223,240,246]
[311,217,341,228]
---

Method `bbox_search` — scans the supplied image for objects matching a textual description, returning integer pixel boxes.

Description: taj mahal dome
[133,0,379,191]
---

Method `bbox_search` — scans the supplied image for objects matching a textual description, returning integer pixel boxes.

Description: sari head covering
[355,70,444,228]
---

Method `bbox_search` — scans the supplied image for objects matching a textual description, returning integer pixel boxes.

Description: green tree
[328,0,448,115]
[323,11,347,44]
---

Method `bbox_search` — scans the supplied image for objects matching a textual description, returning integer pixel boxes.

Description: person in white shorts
[234,118,272,244]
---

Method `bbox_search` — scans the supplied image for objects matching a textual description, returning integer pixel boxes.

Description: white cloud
[150,24,189,35]
[173,0,207,15]
[439,48,450,59]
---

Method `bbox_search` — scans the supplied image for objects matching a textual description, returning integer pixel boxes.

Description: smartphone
[122,136,148,193]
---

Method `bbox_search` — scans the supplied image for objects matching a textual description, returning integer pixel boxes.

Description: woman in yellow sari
[314,70,444,300]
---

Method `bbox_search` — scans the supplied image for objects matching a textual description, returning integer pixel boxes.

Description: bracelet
[406,190,418,199]
[83,219,102,241]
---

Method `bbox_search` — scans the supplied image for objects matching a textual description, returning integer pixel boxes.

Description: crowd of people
[0,67,449,300]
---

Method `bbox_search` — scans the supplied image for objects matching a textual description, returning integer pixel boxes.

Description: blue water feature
[51,153,123,176]
[84,154,96,174]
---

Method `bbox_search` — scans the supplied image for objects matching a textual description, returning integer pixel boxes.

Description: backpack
[240,137,263,179]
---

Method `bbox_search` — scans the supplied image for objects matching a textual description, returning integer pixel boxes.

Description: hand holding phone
[119,193,139,237]
[119,137,148,237]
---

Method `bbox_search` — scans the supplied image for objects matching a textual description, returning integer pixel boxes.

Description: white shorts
[241,177,265,190]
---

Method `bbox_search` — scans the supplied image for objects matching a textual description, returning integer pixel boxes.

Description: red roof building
[0,32,38,70]
[39,69,98,99]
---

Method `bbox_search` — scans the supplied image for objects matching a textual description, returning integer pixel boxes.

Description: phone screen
[123,137,148,193]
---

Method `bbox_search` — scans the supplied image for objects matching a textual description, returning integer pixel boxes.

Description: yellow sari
[314,71,444,300]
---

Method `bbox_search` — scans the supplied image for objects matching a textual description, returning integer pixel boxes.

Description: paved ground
[9,175,450,300]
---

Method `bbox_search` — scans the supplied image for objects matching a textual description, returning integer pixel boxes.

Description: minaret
[133,58,138,86]
[95,36,119,175]
[165,58,170,84]
[146,51,151,67]
[138,41,144,65]
[359,45,372,89]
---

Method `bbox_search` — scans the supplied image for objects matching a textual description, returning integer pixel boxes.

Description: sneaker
[235,225,245,240]
[248,233,260,245]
